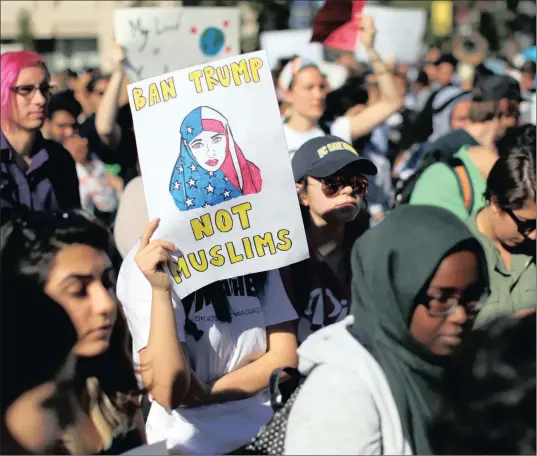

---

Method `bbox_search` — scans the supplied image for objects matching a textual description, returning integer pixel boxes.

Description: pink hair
[1,50,47,123]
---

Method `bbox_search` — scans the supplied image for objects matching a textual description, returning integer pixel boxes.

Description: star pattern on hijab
[169,106,261,211]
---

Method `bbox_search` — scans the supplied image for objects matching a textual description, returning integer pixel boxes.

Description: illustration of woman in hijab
[169,106,263,211]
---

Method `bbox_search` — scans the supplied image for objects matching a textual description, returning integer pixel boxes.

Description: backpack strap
[269,366,302,411]
[433,90,471,115]
[450,159,474,214]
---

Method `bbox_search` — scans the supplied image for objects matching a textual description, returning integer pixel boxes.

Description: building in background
[1,0,180,72]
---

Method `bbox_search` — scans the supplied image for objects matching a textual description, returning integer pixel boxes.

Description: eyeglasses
[309,175,368,198]
[421,285,487,317]
[11,83,56,98]
[505,208,536,236]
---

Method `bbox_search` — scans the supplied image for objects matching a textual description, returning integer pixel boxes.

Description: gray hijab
[349,205,488,454]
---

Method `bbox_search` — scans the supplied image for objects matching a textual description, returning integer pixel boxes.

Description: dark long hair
[485,134,536,210]
[0,272,78,454]
[0,210,141,420]
[429,314,536,455]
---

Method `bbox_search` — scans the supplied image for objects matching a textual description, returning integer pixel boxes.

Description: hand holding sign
[358,15,376,51]
[135,218,177,291]
[111,43,127,71]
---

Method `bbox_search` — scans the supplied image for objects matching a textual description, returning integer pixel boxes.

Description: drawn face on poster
[115,7,240,82]
[169,106,262,211]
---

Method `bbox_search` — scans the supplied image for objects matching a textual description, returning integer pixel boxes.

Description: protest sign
[355,5,426,64]
[311,0,366,52]
[128,50,309,298]
[259,29,323,69]
[114,7,240,82]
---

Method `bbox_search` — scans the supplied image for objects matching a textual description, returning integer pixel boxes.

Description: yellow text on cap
[317,141,359,159]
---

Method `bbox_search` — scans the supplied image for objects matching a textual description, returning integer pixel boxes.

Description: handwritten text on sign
[115,7,240,82]
[170,202,292,284]
[132,57,264,111]
[127,50,309,298]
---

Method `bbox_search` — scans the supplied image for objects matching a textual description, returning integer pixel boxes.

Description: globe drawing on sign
[199,27,225,56]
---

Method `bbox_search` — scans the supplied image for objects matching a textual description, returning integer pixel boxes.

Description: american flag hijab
[169,106,262,211]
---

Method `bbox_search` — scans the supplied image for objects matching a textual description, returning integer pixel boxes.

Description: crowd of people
[0,10,536,456]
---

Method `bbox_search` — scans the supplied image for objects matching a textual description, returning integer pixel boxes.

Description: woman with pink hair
[0,50,80,218]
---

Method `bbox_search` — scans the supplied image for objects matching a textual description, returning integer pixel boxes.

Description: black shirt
[79,105,138,184]
[0,130,80,221]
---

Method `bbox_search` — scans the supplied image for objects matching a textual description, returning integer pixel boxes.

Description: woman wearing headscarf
[284,205,489,455]
[169,106,262,211]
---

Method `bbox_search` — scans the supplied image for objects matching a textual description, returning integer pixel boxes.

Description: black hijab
[349,205,488,455]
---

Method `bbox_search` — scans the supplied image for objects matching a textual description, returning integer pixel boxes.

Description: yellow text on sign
[190,202,252,240]
[188,57,264,93]
[131,77,177,112]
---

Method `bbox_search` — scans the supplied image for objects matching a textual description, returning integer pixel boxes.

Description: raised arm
[347,16,404,140]
[94,44,125,150]
[135,219,191,409]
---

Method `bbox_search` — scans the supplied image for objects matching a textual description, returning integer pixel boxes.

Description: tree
[16,8,35,52]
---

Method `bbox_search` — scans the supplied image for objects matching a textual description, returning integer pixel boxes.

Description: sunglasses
[505,208,536,236]
[11,83,56,98]
[309,175,368,198]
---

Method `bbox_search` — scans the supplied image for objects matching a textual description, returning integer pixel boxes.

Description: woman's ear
[489,196,502,214]
[296,182,309,207]
[283,87,293,105]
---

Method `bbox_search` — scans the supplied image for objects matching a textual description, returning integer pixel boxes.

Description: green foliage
[16,8,35,52]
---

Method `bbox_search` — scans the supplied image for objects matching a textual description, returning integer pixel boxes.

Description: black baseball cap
[472,75,522,102]
[292,135,377,182]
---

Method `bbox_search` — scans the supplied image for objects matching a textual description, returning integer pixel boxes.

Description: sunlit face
[499,99,520,134]
[89,78,109,113]
[424,63,438,84]
[188,130,226,172]
[451,100,472,129]
[44,244,117,358]
[410,250,482,356]
[63,134,89,164]
[491,199,537,248]
[43,110,78,144]
[5,353,78,453]
[521,72,535,92]
[286,67,327,122]
[10,65,49,131]
[394,75,407,98]
[437,62,455,86]
[297,167,367,226]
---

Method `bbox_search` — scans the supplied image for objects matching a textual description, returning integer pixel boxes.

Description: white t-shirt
[116,244,298,455]
[283,116,352,159]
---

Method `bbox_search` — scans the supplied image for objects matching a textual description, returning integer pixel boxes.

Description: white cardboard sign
[128,50,309,298]
[259,29,323,70]
[114,7,240,82]
[355,5,427,64]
